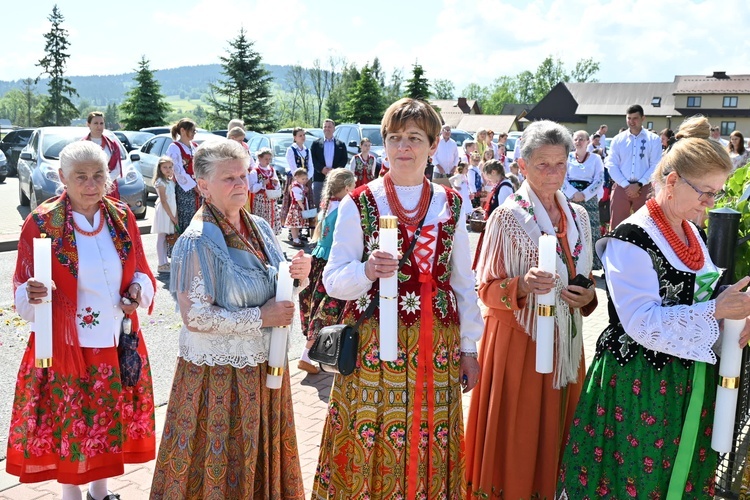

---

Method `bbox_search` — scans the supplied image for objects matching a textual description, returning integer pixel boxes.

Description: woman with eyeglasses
[557,115,750,499]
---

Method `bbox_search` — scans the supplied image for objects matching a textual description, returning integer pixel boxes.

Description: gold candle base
[35,358,52,368]
[720,376,740,389]
[537,305,556,317]
[267,366,284,376]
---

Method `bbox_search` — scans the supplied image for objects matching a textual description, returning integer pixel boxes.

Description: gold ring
[721,376,740,389]
[537,304,555,316]
[35,358,52,368]
[267,366,284,376]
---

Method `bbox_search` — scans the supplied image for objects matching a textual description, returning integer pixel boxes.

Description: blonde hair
[227,126,245,140]
[313,169,355,241]
[651,115,732,188]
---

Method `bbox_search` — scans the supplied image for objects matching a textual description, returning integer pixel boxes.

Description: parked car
[333,124,384,173]
[114,130,154,152]
[247,133,315,189]
[211,129,259,142]
[17,127,147,218]
[131,132,222,193]
[0,128,34,176]
[0,149,8,182]
[139,126,208,135]
[276,127,324,139]
[450,129,474,148]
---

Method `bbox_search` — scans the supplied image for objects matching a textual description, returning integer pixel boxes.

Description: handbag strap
[353,183,434,330]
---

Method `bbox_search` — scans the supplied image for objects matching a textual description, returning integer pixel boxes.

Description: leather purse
[308,185,433,375]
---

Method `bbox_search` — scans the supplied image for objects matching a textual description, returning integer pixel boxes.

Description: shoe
[87,492,121,500]
[157,264,170,273]
[290,239,305,248]
[298,359,320,374]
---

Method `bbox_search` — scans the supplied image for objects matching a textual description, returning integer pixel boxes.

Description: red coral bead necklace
[646,198,704,271]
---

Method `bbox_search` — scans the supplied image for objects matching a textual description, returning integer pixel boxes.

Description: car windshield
[451,131,473,146]
[505,137,516,152]
[361,128,383,147]
[41,130,126,160]
[125,132,154,147]
[270,136,315,156]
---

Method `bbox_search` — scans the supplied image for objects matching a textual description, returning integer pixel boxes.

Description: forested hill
[0,63,291,105]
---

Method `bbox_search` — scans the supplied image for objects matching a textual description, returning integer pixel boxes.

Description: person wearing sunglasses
[558,115,750,498]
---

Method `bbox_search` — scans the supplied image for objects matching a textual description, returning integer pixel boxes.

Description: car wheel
[18,180,30,206]
[30,186,38,210]
[0,175,6,184]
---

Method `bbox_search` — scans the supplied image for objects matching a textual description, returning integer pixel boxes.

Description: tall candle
[379,216,399,361]
[712,318,744,453]
[33,237,53,368]
[536,234,557,374]
[266,261,294,389]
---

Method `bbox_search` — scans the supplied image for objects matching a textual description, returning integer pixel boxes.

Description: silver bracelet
[460,351,478,358]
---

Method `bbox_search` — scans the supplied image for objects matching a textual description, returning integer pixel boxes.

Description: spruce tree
[404,63,430,100]
[343,66,384,124]
[120,57,172,130]
[36,5,78,126]
[206,28,274,131]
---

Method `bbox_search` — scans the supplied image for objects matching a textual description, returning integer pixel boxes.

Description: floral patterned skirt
[5,331,155,485]
[298,256,345,340]
[557,349,718,499]
[311,315,466,500]
[150,358,304,499]
[251,192,281,235]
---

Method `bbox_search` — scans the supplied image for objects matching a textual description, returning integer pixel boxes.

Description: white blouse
[15,210,155,348]
[563,151,605,201]
[166,142,197,192]
[323,178,484,352]
[600,208,720,363]
[285,144,314,178]
[247,167,279,193]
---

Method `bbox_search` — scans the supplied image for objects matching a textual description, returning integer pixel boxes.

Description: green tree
[206,28,275,131]
[342,65,384,124]
[22,78,40,127]
[383,68,403,106]
[105,102,121,130]
[307,59,330,127]
[36,5,78,125]
[120,56,172,130]
[0,90,27,125]
[326,63,360,124]
[570,57,600,83]
[483,76,520,114]
[461,83,490,110]
[433,79,455,100]
[404,63,430,100]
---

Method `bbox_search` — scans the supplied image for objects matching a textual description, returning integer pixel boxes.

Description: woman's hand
[364,249,400,281]
[120,282,142,315]
[260,298,295,327]
[561,284,596,309]
[715,277,750,320]
[518,267,555,298]
[460,355,480,393]
[289,250,311,280]
[25,278,56,304]
[171,215,179,226]
[572,192,585,203]
[739,319,750,347]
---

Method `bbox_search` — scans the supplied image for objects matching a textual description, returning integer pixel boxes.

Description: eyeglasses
[680,175,725,202]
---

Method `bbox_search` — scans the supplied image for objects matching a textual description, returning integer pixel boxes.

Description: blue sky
[2,0,749,93]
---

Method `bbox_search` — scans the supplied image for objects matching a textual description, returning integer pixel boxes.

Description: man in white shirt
[433,125,459,178]
[710,126,729,147]
[606,104,662,228]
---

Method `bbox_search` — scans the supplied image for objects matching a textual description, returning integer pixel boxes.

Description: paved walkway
[0,282,610,499]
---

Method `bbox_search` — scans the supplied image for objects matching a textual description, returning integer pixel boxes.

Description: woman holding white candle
[466,120,598,499]
[150,140,310,498]
[8,141,156,500]
[558,116,750,499]
[312,98,483,499]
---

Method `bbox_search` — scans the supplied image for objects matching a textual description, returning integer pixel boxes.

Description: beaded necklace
[383,172,431,226]
[646,198,704,271]
[72,208,106,237]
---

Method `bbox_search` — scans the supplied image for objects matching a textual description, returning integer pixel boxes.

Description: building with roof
[430,98,481,128]
[524,72,750,137]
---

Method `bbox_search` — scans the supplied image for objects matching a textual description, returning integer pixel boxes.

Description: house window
[686,96,701,107]
[651,97,661,107]
[646,121,654,129]
[723,96,738,108]
[721,121,736,135]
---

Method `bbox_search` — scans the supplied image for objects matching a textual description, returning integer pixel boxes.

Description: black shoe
[87,492,121,500]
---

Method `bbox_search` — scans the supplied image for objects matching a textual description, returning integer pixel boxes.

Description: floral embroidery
[77,307,100,328]
[355,294,372,313]
[357,422,377,449]
[386,423,407,450]
[400,291,420,314]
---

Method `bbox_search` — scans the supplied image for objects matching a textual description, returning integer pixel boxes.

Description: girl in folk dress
[166,118,200,231]
[297,169,356,374]
[348,137,376,187]
[284,168,310,247]
[152,156,178,273]
[450,161,473,218]
[247,147,281,234]
[283,128,315,238]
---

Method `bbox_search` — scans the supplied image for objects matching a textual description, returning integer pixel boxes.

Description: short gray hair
[520,120,574,160]
[194,139,249,180]
[59,141,114,194]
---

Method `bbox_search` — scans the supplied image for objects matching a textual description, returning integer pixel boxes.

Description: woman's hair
[87,111,104,124]
[292,127,305,138]
[59,141,113,194]
[456,161,467,174]
[193,139,249,180]
[256,147,273,159]
[519,120,574,160]
[381,98,441,147]
[153,155,174,186]
[573,130,589,142]
[482,159,506,178]
[660,128,676,150]
[483,148,494,161]
[227,126,245,140]
[360,137,372,146]
[293,167,308,179]
[652,115,732,188]
[171,118,196,140]
[227,119,244,130]
[476,128,488,140]
[730,130,746,155]
[313,169,356,241]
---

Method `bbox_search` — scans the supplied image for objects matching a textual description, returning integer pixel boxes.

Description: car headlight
[43,168,60,183]
[124,170,138,184]
[0,150,6,161]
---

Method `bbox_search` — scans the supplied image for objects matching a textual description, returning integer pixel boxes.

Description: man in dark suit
[310,118,348,207]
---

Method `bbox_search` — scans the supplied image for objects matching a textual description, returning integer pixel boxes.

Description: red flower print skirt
[5,331,156,485]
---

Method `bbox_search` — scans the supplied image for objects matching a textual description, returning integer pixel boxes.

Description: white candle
[33,237,53,368]
[379,216,399,361]
[536,234,557,374]
[712,318,745,453]
[266,261,294,389]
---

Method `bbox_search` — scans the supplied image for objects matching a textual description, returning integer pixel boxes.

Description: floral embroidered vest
[341,184,461,326]
[353,154,374,186]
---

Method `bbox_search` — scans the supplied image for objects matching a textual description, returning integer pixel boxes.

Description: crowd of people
[6,100,750,500]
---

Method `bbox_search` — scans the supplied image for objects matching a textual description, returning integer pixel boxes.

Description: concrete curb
[0,223,152,253]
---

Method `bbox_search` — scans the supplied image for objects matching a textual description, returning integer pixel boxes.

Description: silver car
[17,127,147,218]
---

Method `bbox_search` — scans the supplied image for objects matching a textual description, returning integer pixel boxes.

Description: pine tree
[120,57,172,130]
[36,5,78,126]
[105,102,121,131]
[343,66,384,124]
[206,28,275,131]
[404,63,430,100]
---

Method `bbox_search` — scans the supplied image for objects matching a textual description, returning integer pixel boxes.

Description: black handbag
[309,185,433,375]
[118,315,142,388]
